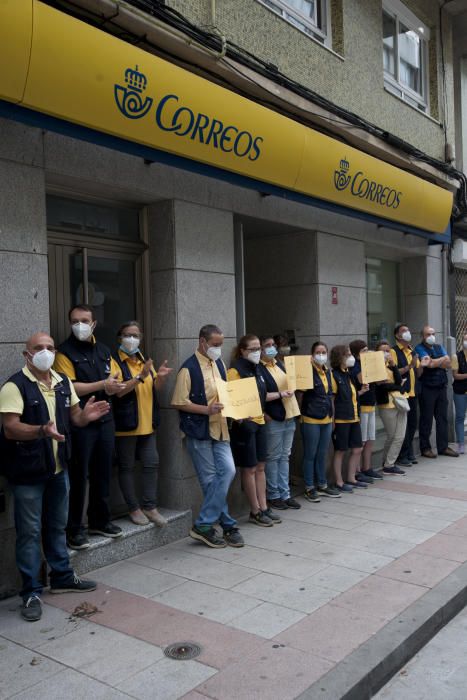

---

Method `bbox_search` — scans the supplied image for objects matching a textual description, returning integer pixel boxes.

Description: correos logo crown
[114,66,263,161]
[334,157,402,209]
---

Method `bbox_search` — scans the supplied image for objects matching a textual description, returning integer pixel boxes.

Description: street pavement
[2,451,467,699]
[376,604,467,699]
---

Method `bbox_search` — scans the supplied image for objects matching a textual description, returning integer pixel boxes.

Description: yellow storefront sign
[0,0,452,234]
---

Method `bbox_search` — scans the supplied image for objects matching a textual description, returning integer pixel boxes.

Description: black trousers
[67,419,115,535]
[418,384,448,454]
[398,396,418,460]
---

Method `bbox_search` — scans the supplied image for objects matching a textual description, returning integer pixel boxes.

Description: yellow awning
[0,0,452,235]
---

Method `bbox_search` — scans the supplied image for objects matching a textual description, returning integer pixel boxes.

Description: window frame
[256,0,330,47]
[382,0,430,113]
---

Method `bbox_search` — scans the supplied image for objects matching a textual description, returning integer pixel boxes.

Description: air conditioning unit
[451,238,467,269]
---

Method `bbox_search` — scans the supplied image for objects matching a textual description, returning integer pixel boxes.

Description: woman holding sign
[330,345,367,493]
[228,335,280,526]
[375,340,407,475]
[300,342,341,502]
[259,336,301,511]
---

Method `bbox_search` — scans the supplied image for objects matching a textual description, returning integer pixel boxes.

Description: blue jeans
[185,438,237,531]
[10,470,74,601]
[453,393,467,444]
[265,419,296,500]
[301,422,333,489]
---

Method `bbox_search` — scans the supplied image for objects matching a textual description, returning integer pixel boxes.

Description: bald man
[0,332,110,622]
[415,326,458,459]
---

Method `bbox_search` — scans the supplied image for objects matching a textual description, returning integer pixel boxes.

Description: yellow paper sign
[215,377,262,420]
[284,356,314,391]
[360,351,387,383]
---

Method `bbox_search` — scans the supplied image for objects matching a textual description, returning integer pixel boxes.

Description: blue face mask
[264,346,278,358]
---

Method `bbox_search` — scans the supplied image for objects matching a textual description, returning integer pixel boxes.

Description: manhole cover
[164,642,202,660]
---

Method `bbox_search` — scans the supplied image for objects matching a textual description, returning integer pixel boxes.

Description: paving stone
[151,580,260,623]
[10,667,136,700]
[197,642,333,700]
[414,533,467,562]
[0,599,88,649]
[376,552,460,588]
[117,657,217,700]
[38,623,162,684]
[232,571,338,613]
[228,601,306,638]
[89,560,186,598]
[0,640,64,700]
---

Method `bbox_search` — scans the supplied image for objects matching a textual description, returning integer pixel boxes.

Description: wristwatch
[135,374,144,383]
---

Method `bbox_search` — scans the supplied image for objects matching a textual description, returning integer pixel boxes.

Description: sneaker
[285,498,301,509]
[143,508,168,527]
[88,523,123,538]
[129,509,149,526]
[347,481,368,488]
[441,447,459,458]
[263,508,282,523]
[316,486,341,498]
[223,528,245,547]
[382,466,406,475]
[268,498,289,510]
[356,472,374,484]
[21,595,42,622]
[50,574,97,594]
[408,455,418,464]
[67,533,90,550]
[396,458,412,467]
[364,469,383,480]
[304,488,321,503]
[336,483,353,493]
[458,444,465,455]
[190,525,227,548]
[249,511,274,527]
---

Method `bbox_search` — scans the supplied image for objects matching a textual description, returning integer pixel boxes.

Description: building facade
[1,0,466,596]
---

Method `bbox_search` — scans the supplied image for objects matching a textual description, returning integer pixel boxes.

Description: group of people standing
[1,308,465,622]
[172,322,464,549]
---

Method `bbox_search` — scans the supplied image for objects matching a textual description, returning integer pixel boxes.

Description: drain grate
[164,642,202,660]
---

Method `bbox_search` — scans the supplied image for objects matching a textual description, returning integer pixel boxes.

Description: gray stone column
[0,120,49,598]
[147,200,236,514]
[402,251,443,341]
[316,232,367,347]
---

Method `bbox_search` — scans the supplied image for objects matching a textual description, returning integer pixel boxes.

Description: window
[257,0,329,45]
[366,258,401,346]
[382,0,429,112]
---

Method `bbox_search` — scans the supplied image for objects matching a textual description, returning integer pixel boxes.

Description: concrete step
[69,508,192,576]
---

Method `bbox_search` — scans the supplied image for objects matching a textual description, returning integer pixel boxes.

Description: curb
[296,561,467,699]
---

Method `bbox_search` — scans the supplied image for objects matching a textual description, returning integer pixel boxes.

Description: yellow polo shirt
[53,336,120,381]
[0,367,80,473]
[390,343,419,398]
[114,350,157,436]
[171,351,229,441]
[331,370,359,423]
[260,359,300,420]
[301,363,333,425]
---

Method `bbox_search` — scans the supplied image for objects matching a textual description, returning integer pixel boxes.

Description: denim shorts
[230,421,267,467]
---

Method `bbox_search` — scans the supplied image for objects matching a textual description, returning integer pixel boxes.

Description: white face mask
[206,345,222,362]
[30,349,55,372]
[121,336,140,354]
[314,354,327,366]
[401,331,411,343]
[346,355,356,368]
[280,346,291,356]
[426,334,436,346]
[72,321,94,342]
[384,351,391,361]
[247,350,261,365]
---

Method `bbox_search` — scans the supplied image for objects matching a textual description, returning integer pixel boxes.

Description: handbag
[390,391,410,413]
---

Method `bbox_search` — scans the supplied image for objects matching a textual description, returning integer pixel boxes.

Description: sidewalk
[2,453,467,700]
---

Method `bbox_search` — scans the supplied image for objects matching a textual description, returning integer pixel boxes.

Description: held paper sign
[215,377,262,420]
[360,351,387,383]
[284,356,314,391]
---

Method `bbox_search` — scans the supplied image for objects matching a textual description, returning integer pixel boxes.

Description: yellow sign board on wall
[0,0,453,234]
